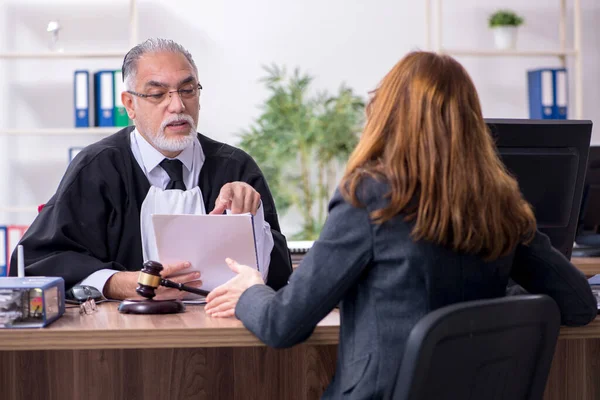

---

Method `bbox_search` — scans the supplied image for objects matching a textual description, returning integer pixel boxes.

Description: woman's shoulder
[356,173,390,199]
[334,173,390,210]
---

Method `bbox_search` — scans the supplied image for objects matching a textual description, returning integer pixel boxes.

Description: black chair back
[388,294,561,400]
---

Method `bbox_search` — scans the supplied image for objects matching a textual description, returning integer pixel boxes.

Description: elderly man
[11,38,292,299]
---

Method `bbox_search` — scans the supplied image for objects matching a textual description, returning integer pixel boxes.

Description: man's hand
[103,261,203,300]
[205,258,264,318]
[209,182,261,215]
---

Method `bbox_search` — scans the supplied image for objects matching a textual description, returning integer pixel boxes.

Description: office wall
[0,0,598,235]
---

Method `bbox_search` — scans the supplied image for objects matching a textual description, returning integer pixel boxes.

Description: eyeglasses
[127,83,202,105]
[79,298,98,315]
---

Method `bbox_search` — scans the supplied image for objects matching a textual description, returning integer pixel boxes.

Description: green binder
[113,70,130,126]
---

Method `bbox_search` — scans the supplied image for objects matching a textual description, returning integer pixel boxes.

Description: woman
[205,52,596,398]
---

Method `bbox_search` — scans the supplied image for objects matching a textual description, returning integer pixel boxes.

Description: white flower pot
[492,26,519,50]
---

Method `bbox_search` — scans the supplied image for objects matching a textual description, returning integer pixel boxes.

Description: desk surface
[559,317,600,339]
[571,257,600,276]
[0,303,340,351]
[1,299,599,351]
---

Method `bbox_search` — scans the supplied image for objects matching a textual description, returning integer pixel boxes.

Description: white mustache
[160,114,195,131]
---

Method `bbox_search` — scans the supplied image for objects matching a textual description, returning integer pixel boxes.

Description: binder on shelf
[6,225,28,276]
[113,70,129,127]
[94,70,115,127]
[527,69,554,119]
[74,70,90,127]
[527,68,568,120]
[555,69,568,119]
[0,225,6,277]
[68,147,84,163]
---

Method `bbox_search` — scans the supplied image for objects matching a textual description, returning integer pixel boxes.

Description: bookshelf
[439,49,578,57]
[424,0,583,119]
[0,128,117,136]
[0,0,138,61]
[0,0,138,222]
[0,52,127,59]
[0,0,138,134]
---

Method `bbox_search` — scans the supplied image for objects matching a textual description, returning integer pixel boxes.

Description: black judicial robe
[9,126,293,291]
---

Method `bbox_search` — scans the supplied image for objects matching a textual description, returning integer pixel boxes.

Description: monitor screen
[577,146,600,235]
[486,119,592,259]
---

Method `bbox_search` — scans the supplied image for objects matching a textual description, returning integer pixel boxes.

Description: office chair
[387,294,560,400]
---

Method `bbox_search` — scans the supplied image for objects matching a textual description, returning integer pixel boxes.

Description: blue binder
[74,70,90,127]
[554,69,568,119]
[527,68,568,119]
[94,70,115,127]
[0,225,6,276]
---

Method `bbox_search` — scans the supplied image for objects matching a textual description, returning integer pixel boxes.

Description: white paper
[100,72,114,108]
[152,214,258,291]
[541,70,553,106]
[75,71,88,109]
[556,70,567,107]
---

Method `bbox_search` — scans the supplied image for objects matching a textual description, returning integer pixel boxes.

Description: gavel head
[136,260,164,299]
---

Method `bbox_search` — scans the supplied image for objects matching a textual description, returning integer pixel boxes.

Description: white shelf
[0,128,117,135]
[0,0,138,222]
[0,52,128,59]
[0,207,38,213]
[440,49,578,57]
[425,0,583,119]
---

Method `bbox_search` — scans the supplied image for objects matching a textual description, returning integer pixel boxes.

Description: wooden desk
[571,257,600,276]
[0,303,339,400]
[1,302,598,400]
[544,317,600,400]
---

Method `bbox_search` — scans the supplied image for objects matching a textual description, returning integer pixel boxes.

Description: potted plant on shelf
[239,64,365,240]
[488,9,524,50]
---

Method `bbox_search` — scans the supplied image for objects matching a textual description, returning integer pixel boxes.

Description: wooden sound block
[118,299,185,314]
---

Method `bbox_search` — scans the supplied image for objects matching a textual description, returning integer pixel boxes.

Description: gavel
[136,260,209,299]
[118,260,208,314]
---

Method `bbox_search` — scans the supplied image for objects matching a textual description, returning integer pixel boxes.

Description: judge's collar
[133,128,197,173]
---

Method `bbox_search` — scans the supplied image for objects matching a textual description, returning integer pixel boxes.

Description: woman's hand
[205,258,264,318]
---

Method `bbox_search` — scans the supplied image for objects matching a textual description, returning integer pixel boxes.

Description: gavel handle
[160,279,210,297]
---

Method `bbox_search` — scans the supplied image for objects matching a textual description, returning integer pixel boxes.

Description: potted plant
[488,9,524,50]
[239,65,365,239]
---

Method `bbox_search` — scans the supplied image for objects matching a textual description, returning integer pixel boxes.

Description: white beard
[146,114,197,153]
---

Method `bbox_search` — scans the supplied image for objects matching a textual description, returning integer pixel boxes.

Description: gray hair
[122,38,198,90]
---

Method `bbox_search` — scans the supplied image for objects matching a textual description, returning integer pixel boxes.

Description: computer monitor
[573,146,600,251]
[486,119,592,260]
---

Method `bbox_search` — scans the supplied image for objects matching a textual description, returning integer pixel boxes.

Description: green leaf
[239,64,365,238]
[489,9,524,27]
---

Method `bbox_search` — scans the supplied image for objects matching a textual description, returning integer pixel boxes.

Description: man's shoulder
[64,127,135,182]
[51,127,135,196]
[197,132,257,167]
[76,127,134,165]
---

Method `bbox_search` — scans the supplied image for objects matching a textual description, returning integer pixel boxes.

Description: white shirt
[80,129,274,294]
